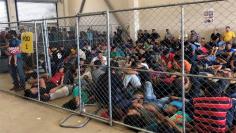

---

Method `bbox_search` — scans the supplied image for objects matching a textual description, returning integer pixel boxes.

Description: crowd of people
[1,25,236,132]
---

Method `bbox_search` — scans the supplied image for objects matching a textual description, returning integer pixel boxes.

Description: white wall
[138,0,236,40]
[6,0,236,40]
[59,0,236,40]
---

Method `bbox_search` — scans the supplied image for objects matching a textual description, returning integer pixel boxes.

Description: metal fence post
[40,22,48,74]
[43,20,52,77]
[34,21,40,101]
[181,5,186,133]
[76,16,82,113]
[106,10,112,126]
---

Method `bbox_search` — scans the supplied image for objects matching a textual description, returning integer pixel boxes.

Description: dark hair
[110,60,119,68]
[31,72,38,79]
[24,89,38,99]
[211,35,219,41]
[162,49,169,55]
[111,46,117,51]
[40,94,50,102]
[226,26,230,29]
[94,60,102,66]
[174,54,181,61]
[131,61,138,69]
[8,30,17,37]
[201,80,221,97]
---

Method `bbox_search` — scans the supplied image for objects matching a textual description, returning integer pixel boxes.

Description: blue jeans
[144,81,169,108]
[227,99,236,128]
[9,58,25,87]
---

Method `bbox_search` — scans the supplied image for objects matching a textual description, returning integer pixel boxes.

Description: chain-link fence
[1,0,236,132]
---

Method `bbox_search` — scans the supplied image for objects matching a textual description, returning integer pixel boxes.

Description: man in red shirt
[161,49,175,69]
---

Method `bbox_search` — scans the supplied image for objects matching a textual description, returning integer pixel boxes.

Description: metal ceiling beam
[79,0,86,13]
[104,0,130,38]
[104,0,123,27]
[77,0,86,23]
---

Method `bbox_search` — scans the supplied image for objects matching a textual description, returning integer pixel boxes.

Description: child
[8,30,21,66]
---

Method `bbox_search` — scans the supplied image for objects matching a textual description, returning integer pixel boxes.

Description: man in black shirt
[151,29,160,41]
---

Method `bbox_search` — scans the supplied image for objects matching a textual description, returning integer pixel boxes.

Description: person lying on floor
[24,84,72,102]
[62,75,94,110]
[24,66,66,101]
[123,81,192,132]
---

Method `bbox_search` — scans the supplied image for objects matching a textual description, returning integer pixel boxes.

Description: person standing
[189,30,200,43]
[8,30,25,91]
[165,29,173,41]
[224,26,235,43]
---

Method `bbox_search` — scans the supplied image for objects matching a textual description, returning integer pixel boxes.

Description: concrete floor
[0,73,133,133]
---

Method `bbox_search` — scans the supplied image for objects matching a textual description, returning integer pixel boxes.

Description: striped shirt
[193,97,232,133]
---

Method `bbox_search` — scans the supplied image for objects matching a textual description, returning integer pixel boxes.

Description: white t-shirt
[141,63,149,69]
[91,56,107,65]
[78,49,86,60]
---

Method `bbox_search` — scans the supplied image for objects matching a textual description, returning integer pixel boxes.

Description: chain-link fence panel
[76,13,112,123]
[182,0,236,132]
[108,5,185,132]
[0,21,43,104]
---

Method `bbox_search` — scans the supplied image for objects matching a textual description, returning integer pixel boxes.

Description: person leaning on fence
[123,59,142,89]
[91,60,105,83]
[93,60,131,120]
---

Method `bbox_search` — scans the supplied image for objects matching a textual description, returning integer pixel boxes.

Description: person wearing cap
[224,26,235,42]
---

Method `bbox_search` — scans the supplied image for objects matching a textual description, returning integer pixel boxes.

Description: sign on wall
[21,32,34,53]
[204,8,214,23]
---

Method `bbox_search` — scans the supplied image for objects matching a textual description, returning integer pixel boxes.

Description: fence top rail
[0,11,106,25]
[109,0,226,13]
[0,0,226,25]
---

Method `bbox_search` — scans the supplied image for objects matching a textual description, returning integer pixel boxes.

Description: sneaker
[10,85,19,91]
[15,85,25,92]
